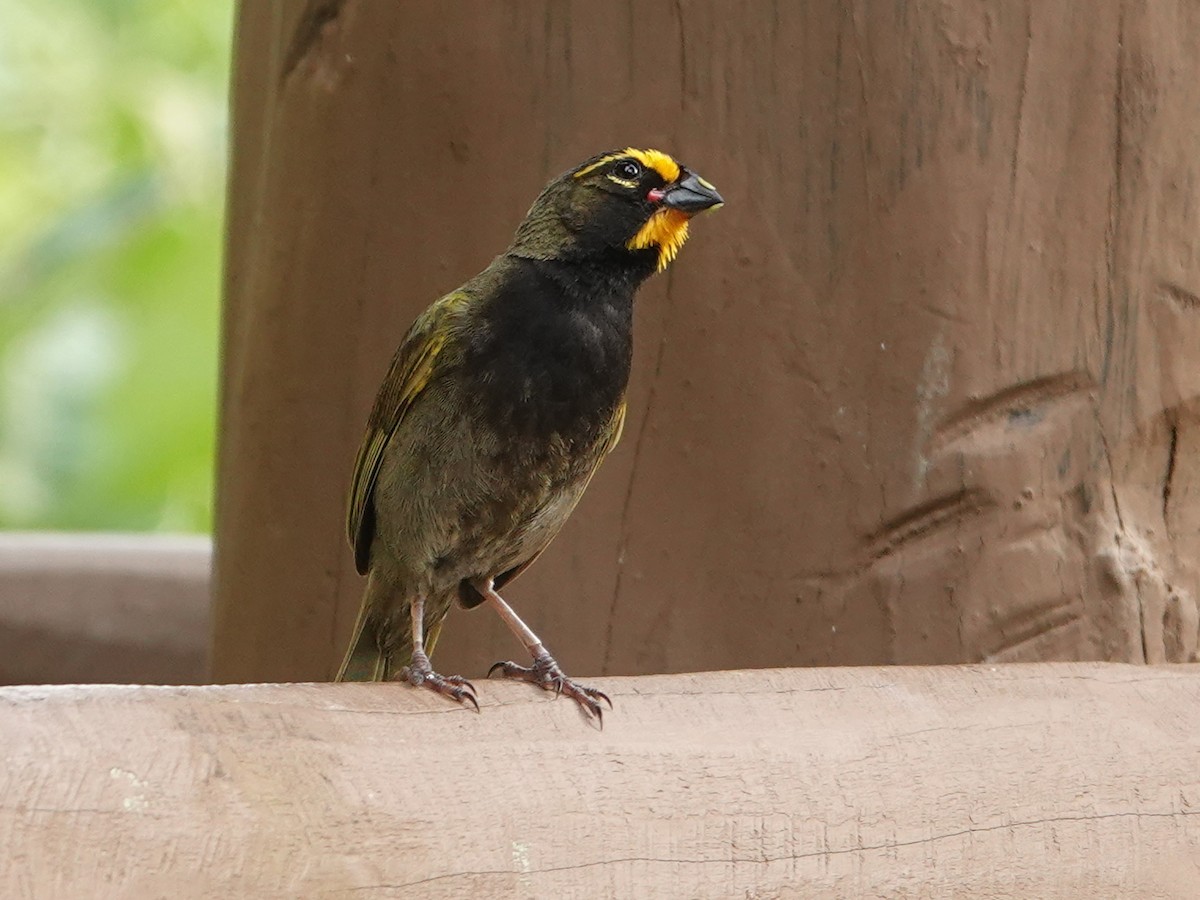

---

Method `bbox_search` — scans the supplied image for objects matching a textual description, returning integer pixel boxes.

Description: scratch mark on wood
[984,597,1084,661]
[1162,412,1179,523]
[1157,280,1200,312]
[927,370,1095,455]
[1009,4,1032,198]
[376,808,1200,893]
[280,0,349,86]
[865,488,995,561]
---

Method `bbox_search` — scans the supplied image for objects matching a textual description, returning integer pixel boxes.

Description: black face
[510,149,720,274]
[550,152,676,258]
[591,157,665,202]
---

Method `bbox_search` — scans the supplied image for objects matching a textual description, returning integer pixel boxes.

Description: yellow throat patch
[627,208,691,272]
[622,149,688,270]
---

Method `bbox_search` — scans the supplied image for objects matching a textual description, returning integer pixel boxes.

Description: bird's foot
[399,652,479,711]
[488,649,612,724]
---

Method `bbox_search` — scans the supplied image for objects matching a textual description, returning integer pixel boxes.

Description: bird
[336,147,723,722]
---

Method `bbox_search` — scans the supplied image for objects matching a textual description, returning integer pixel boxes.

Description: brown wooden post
[213,1,1200,682]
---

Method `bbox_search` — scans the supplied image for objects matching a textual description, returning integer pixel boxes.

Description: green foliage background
[0,1,231,532]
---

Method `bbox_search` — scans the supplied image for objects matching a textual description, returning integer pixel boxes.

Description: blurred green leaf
[0,0,231,532]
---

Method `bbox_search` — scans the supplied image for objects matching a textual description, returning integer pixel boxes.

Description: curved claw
[557,681,606,726]
[486,652,612,725]
[398,663,480,712]
[487,660,514,679]
[453,687,481,712]
[443,675,478,699]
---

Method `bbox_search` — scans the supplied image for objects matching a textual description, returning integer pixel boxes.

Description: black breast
[463,256,634,444]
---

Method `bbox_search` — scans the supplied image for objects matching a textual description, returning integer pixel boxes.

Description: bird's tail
[335,578,448,682]
[336,600,390,682]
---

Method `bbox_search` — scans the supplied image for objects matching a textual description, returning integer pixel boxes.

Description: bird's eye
[614,160,641,180]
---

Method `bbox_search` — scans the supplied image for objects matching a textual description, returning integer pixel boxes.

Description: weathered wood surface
[214,1,1200,685]
[3,664,1198,898]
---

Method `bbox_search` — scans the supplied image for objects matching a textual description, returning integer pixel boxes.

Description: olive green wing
[347,291,470,574]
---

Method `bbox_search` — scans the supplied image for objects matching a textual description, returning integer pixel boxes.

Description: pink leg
[472,578,611,724]
[398,595,478,711]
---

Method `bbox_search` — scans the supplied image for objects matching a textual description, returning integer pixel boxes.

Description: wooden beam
[0,533,210,685]
[3,664,1198,896]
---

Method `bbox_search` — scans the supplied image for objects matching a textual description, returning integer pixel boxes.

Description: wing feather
[347,291,470,574]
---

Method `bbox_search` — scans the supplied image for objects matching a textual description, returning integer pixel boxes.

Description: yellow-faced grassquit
[338,148,723,722]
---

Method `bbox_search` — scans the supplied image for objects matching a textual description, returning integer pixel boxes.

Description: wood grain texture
[3,664,1199,898]
[213,0,1200,684]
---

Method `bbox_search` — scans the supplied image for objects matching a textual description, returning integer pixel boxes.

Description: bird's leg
[472,578,611,723]
[398,595,478,711]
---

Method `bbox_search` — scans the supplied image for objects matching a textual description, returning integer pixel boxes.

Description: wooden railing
[3,664,1198,896]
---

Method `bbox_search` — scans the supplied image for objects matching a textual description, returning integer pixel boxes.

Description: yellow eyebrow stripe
[573,154,620,179]
[575,147,681,183]
[625,148,681,182]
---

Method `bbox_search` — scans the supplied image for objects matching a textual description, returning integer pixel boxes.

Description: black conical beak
[661,171,723,213]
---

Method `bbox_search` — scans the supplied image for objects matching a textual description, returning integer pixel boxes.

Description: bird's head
[510,148,723,275]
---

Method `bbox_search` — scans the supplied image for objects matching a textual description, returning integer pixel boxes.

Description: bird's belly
[369,392,605,596]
